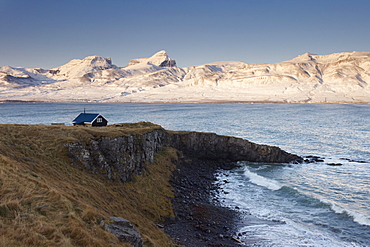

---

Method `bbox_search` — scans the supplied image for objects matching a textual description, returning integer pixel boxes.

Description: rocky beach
[164,157,288,247]
[164,158,242,246]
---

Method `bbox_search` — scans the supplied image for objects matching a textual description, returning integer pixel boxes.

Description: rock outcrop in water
[65,126,301,183]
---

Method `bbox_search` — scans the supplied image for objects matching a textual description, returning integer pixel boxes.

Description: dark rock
[304,155,325,163]
[104,217,143,247]
[340,158,367,163]
[162,215,176,225]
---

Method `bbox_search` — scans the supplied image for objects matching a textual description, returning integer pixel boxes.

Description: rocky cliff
[65,126,301,183]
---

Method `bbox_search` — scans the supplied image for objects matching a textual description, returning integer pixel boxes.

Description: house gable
[72,113,108,127]
[91,115,108,127]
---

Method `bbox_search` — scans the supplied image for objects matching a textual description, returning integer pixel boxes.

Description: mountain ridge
[1,50,370,103]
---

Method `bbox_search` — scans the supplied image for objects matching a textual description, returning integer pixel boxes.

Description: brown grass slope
[0,123,178,247]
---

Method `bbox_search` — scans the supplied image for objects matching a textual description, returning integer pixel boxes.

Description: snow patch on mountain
[47,55,117,80]
[127,50,176,68]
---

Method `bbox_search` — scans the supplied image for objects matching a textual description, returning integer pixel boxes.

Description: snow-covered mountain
[1,50,370,103]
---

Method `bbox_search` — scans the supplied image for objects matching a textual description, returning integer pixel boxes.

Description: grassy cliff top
[0,123,178,247]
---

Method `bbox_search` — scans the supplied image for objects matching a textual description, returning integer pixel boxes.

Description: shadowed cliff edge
[0,122,301,246]
[65,125,301,183]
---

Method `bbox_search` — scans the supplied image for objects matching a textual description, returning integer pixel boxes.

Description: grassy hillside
[0,123,179,246]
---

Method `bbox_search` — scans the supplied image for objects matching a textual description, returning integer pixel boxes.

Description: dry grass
[0,123,178,247]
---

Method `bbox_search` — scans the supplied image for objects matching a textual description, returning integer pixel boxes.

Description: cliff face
[169,131,299,163]
[65,129,167,182]
[65,128,301,183]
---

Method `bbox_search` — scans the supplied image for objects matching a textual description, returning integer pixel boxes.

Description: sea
[1,102,369,246]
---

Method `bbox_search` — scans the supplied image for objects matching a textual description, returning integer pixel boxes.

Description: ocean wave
[237,220,362,247]
[243,167,283,190]
[216,166,370,246]
[242,165,370,226]
[321,199,370,226]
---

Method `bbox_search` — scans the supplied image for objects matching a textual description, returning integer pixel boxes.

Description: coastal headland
[0,122,301,246]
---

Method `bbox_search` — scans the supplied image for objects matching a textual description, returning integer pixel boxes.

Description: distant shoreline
[1,99,369,104]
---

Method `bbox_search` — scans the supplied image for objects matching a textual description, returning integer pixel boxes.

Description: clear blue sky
[1,0,369,68]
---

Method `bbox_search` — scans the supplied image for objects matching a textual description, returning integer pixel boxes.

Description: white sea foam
[218,165,370,246]
[322,200,370,226]
[237,220,362,247]
[243,167,283,190]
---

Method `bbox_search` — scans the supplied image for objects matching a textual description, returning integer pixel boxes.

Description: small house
[72,112,108,127]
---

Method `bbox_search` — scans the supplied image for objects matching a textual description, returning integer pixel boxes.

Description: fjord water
[1,103,369,246]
